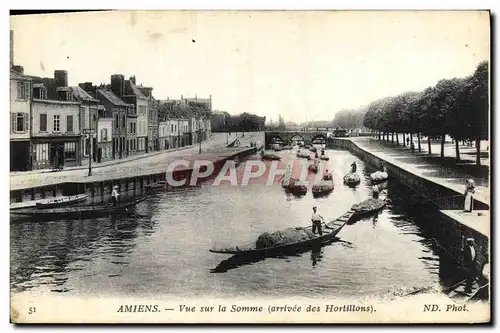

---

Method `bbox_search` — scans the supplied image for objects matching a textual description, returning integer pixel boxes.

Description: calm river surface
[10,147,461,299]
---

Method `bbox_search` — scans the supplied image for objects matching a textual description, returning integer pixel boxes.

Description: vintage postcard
[9,10,490,324]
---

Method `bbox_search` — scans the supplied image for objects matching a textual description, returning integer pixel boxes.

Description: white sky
[10,10,489,123]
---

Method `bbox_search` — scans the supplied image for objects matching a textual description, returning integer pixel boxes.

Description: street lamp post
[198,127,202,154]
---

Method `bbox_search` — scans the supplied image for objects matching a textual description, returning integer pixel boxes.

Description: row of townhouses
[10,31,212,172]
[10,68,212,171]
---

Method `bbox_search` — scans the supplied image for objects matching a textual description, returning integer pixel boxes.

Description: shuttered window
[40,114,47,132]
[67,115,74,132]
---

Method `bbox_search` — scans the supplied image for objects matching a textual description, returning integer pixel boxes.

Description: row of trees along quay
[360,61,488,166]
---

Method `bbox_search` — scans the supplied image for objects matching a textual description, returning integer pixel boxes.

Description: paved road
[352,137,490,206]
[10,132,265,191]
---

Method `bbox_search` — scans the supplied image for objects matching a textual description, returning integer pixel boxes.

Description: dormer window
[66,91,72,101]
[40,87,47,99]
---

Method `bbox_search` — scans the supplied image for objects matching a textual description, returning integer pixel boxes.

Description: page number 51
[28,307,36,314]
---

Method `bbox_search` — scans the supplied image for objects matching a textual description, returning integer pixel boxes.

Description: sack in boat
[351,198,384,213]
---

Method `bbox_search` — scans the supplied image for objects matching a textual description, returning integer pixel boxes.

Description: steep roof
[71,86,99,103]
[10,69,32,81]
[98,88,129,107]
[127,80,147,99]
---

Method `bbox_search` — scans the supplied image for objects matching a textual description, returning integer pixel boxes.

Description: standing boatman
[111,185,120,206]
[350,161,357,173]
[311,206,325,236]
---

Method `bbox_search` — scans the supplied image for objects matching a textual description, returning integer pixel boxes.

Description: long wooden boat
[309,146,317,153]
[296,152,311,159]
[312,178,334,197]
[261,153,281,161]
[209,209,355,256]
[10,193,90,211]
[10,196,149,220]
[320,155,330,161]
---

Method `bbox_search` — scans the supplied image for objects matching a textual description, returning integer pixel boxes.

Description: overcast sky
[10,10,489,123]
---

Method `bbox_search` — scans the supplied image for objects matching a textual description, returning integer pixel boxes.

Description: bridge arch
[288,133,306,145]
[311,133,327,144]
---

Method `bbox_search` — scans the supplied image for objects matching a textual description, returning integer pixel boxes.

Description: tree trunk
[455,137,461,162]
[427,137,432,154]
[476,137,481,166]
[378,132,381,140]
[417,133,421,152]
[402,133,405,146]
[440,134,445,159]
[396,132,399,145]
[391,133,395,143]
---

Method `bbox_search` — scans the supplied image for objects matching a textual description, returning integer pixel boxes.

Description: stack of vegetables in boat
[281,177,308,195]
[308,160,319,173]
[351,198,386,217]
[370,170,388,183]
[343,172,361,186]
[312,174,334,197]
[320,154,330,161]
[296,151,311,159]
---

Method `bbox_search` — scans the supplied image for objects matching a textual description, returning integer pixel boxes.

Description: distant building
[71,85,99,164]
[211,111,230,132]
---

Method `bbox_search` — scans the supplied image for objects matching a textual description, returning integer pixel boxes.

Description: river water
[10,146,462,299]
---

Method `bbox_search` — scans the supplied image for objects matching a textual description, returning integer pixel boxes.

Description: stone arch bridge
[265,131,329,148]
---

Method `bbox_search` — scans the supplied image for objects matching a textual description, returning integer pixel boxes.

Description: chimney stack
[54,70,68,87]
[111,74,125,97]
[10,30,13,68]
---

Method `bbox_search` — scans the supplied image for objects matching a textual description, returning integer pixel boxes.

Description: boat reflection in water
[211,238,341,273]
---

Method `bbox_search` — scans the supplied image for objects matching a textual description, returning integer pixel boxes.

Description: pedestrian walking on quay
[111,185,120,207]
[464,179,475,212]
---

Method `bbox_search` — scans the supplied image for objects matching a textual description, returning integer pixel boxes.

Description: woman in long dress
[464,179,475,212]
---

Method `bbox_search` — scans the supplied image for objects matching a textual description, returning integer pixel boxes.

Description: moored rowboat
[11,196,149,221]
[10,193,90,211]
[209,210,355,256]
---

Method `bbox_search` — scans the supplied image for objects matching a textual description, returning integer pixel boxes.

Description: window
[101,128,108,142]
[35,143,49,162]
[40,87,47,99]
[53,115,60,132]
[16,81,30,100]
[114,114,119,129]
[66,91,72,101]
[122,115,126,128]
[130,122,133,134]
[64,141,76,160]
[39,114,47,132]
[171,124,174,132]
[14,113,25,132]
[67,115,73,132]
